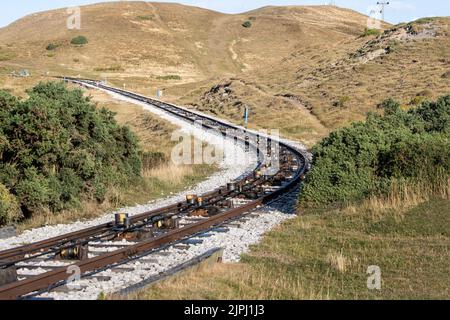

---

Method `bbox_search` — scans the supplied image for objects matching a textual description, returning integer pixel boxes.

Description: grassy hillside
[1,3,447,147]
[0,3,368,84]
[182,17,449,145]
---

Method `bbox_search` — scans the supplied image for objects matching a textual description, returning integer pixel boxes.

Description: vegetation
[156,75,181,81]
[242,21,252,28]
[46,43,59,51]
[120,94,450,301]
[413,17,436,25]
[361,28,381,37]
[70,35,88,46]
[0,82,141,224]
[125,197,449,300]
[0,50,14,61]
[333,95,350,108]
[94,65,124,72]
[0,183,21,225]
[13,91,218,231]
[301,95,450,205]
[137,15,154,21]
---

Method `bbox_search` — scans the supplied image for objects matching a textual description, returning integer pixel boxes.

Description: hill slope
[3,3,448,145]
[181,17,450,141]
[0,2,369,81]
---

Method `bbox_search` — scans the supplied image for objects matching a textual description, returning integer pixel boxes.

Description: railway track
[0,78,308,300]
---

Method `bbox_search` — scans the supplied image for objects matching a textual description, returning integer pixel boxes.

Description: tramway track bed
[0,78,310,300]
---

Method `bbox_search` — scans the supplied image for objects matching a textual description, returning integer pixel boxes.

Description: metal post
[377,1,389,22]
[244,106,249,126]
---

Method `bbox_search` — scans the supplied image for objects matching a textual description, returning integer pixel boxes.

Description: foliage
[333,96,350,108]
[413,17,436,25]
[137,15,153,21]
[156,75,181,81]
[361,28,381,37]
[242,21,252,28]
[0,183,21,225]
[94,65,123,72]
[46,43,59,51]
[301,95,450,205]
[0,82,141,221]
[70,36,88,46]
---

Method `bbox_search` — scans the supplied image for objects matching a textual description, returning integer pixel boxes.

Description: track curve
[0,78,309,300]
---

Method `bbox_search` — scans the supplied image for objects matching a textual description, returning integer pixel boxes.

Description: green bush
[46,43,59,51]
[137,15,153,21]
[242,21,252,28]
[301,94,450,205]
[0,82,141,220]
[71,36,88,46]
[0,183,21,225]
[361,28,381,37]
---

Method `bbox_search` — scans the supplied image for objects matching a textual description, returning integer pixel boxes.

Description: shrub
[156,75,181,80]
[46,43,59,51]
[414,17,436,25]
[0,82,142,220]
[361,28,381,37]
[333,96,350,108]
[94,65,123,72]
[242,21,252,28]
[137,15,153,21]
[71,36,88,46]
[0,183,21,225]
[301,94,450,205]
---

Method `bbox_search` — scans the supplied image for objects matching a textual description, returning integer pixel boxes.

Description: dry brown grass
[347,177,450,217]
[179,18,449,140]
[0,2,374,147]
[119,263,323,300]
[86,88,178,155]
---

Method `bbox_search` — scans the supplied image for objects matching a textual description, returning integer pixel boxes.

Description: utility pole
[377,1,389,22]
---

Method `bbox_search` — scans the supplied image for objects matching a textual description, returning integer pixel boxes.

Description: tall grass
[143,163,195,184]
[347,176,449,216]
